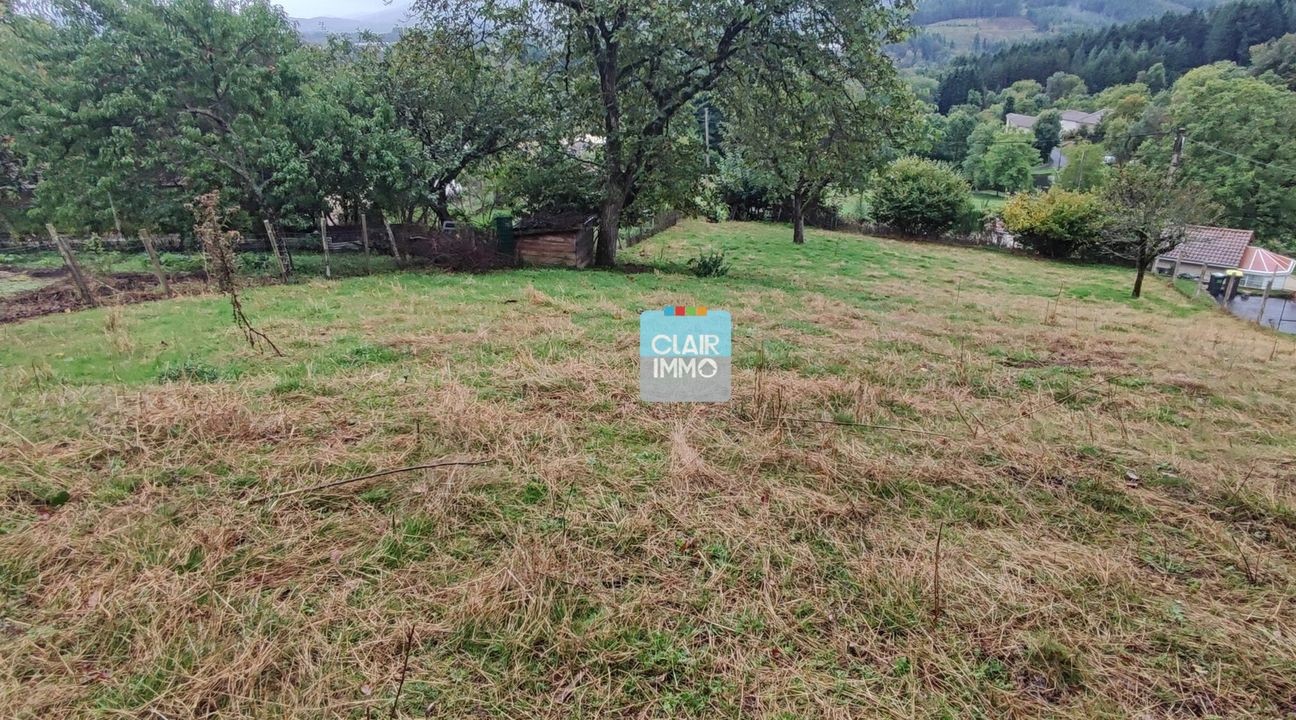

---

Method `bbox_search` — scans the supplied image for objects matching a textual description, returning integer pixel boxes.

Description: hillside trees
[416,0,915,267]
[935,0,1296,99]
[1249,33,1296,89]
[1136,63,1296,246]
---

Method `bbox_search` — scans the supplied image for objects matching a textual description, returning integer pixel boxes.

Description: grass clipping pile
[0,220,1294,718]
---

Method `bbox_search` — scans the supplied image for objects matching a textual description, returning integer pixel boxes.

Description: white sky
[274,0,391,18]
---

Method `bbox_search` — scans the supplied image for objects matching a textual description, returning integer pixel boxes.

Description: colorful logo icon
[639,306,731,403]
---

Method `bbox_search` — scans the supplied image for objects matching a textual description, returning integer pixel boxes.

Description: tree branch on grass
[249,459,493,503]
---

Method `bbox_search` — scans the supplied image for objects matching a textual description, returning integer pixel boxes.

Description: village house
[1005,108,1110,136]
[1154,225,1296,291]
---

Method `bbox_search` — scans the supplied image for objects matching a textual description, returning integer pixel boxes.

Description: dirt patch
[0,270,208,324]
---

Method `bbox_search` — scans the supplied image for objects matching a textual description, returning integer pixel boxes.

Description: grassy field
[971,191,1009,213]
[923,16,1047,55]
[2,220,1294,718]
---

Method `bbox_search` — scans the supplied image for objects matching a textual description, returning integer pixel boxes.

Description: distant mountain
[289,1,415,41]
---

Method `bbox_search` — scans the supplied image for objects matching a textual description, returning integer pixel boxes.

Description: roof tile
[1160,225,1253,268]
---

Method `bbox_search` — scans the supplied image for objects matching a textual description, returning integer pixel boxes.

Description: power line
[1191,141,1296,177]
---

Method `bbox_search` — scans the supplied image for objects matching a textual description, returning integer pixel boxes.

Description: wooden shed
[513,213,596,268]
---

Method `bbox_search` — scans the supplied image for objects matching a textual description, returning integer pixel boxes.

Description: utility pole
[1167,127,1187,279]
[1168,127,1186,178]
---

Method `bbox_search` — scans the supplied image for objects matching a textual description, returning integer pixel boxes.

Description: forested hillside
[936,0,1296,109]
[916,0,1223,29]
[895,0,1230,69]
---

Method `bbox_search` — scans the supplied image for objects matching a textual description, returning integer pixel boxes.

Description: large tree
[1136,62,1296,248]
[722,53,918,244]
[1098,163,1216,298]
[417,0,914,266]
[384,26,539,224]
[3,0,312,231]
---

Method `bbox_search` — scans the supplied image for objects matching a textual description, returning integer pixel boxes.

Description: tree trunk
[1132,243,1148,298]
[792,193,806,245]
[595,199,621,268]
[431,187,451,226]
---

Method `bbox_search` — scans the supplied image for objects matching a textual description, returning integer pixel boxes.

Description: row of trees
[1,1,533,235]
[1,0,923,266]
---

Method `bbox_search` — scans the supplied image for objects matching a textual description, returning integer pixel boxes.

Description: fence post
[360,211,371,274]
[108,191,124,240]
[319,213,332,279]
[262,219,289,281]
[383,218,402,266]
[139,229,171,297]
[1256,278,1273,326]
[46,224,97,307]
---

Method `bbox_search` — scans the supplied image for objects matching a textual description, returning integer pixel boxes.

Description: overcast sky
[274,0,390,18]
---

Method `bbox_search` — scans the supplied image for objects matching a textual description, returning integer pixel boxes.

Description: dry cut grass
[1,220,1294,718]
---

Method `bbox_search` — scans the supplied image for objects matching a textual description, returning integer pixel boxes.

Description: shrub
[871,157,974,237]
[1001,188,1104,259]
[687,249,729,277]
[156,358,222,383]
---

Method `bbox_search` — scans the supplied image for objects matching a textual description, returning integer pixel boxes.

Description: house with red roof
[1155,225,1295,291]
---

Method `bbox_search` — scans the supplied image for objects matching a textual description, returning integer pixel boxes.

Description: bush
[871,157,974,237]
[687,249,729,277]
[1001,188,1104,259]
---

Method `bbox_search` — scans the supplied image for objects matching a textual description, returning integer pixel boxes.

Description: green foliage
[492,144,601,217]
[1002,188,1105,258]
[421,0,917,265]
[1136,62,1296,247]
[936,0,1296,101]
[981,136,1039,193]
[384,27,540,222]
[156,358,223,384]
[930,109,980,165]
[721,63,919,242]
[1098,163,1218,297]
[1057,142,1111,191]
[872,157,974,236]
[2,0,311,231]
[1033,110,1063,162]
[687,250,730,278]
[1046,71,1088,101]
[1249,33,1296,90]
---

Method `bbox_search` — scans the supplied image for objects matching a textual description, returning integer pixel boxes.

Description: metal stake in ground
[45,224,97,307]
[319,213,332,279]
[139,229,171,298]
